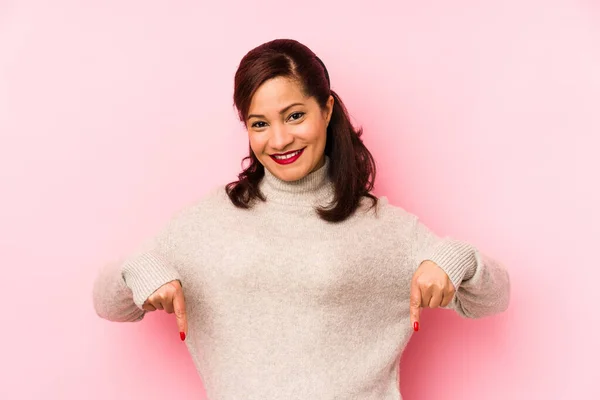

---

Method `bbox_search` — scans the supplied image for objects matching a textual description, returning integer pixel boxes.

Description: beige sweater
[92,157,510,399]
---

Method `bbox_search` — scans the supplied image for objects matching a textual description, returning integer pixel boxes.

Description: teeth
[274,150,301,160]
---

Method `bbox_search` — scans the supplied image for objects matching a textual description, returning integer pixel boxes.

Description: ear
[325,94,334,125]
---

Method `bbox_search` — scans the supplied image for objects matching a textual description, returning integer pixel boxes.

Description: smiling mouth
[270,148,305,164]
[271,148,304,160]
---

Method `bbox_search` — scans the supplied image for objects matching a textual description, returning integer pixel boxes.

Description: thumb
[410,278,422,332]
[172,286,188,341]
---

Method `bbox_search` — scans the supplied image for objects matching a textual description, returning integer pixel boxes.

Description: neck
[259,156,334,207]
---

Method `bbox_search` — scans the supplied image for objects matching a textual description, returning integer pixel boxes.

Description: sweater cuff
[420,239,477,290]
[122,252,181,309]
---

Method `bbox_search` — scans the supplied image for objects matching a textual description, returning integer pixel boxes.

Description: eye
[288,112,305,122]
[251,121,267,128]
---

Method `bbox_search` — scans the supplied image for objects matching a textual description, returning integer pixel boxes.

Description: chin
[265,160,312,182]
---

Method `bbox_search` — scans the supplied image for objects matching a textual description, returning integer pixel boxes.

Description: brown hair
[226,38,377,222]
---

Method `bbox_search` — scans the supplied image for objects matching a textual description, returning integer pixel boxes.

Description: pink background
[1,1,599,399]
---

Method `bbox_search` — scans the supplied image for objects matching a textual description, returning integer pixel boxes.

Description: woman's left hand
[410,260,456,332]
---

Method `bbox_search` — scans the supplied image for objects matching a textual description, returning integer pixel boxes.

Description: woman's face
[246,77,334,182]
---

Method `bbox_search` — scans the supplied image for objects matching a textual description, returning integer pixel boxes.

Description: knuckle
[419,279,433,289]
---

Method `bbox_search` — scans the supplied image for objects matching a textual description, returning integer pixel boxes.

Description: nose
[269,124,294,152]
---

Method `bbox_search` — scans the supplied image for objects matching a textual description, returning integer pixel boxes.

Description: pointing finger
[172,287,188,341]
[409,277,422,332]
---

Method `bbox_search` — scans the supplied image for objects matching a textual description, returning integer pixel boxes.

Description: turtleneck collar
[259,156,334,207]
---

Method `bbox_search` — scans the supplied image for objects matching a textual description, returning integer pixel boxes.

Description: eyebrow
[247,102,305,120]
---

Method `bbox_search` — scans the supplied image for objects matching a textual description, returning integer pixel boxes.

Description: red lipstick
[270,148,305,165]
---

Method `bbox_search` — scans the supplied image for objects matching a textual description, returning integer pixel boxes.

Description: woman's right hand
[142,279,188,341]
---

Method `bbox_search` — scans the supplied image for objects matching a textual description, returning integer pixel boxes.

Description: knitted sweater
[92,157,510,400]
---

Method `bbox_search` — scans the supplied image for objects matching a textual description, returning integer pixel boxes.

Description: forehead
[248,77,307,113]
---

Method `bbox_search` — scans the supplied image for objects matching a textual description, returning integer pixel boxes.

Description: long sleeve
[410,216,511,319]
[92,208,189,323]
[92,259,147,322]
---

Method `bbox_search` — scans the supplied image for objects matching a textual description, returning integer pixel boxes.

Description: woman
[93,38,510,400]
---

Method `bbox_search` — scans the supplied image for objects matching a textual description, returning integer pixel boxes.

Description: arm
[92,255,182,323]
[410,216,510,318]
[92,260,145,322]
[92,210,187,323]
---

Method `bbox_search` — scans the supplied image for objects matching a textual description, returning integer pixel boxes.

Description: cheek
[248,132,266,153]
[295,121,326,143]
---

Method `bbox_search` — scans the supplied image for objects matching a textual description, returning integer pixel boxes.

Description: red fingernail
[180,332,186,341]
[414,322,419,332]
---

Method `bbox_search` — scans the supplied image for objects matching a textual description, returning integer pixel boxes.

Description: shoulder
[166,184,233,223]
[343,195,422,254]
[195,184,232,209]
[360,195,419,232]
